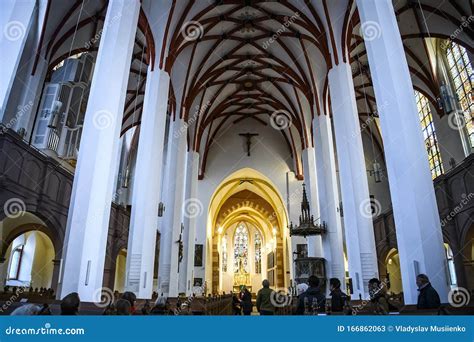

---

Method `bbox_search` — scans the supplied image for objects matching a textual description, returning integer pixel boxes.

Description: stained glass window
[446,42,474,147]
[234,224,248,273]
[445,244,457,286]
[255,232,262,274]
[415,90,444,178]
[222,236,227,272]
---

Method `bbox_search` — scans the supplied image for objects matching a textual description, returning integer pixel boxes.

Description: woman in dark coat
[232,293,242,315]
[240,287,253,315]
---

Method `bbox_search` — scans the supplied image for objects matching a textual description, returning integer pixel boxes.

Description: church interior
[0,0,473,315]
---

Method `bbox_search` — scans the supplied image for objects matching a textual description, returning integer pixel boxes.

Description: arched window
[446,42,473,147]
[415,90,444,179]
[234,224,249,273]
[415,90,444,178]
[255,232,262,274]
[445,244,457,286]
[222,235,227,272]
[8,245,24,280]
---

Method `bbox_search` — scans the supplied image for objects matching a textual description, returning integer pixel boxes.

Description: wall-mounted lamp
[158,202,165,217]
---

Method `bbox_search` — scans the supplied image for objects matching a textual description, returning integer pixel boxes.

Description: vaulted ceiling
[160,0,472,177]
[29,0,473,178]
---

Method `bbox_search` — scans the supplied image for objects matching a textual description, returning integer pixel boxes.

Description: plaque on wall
[194,244,203,266]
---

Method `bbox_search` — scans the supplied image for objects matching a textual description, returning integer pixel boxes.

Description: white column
[313,115,346,290]
[158,118,187,297]
[125,68,170,299]
[301,148,323,258]
[357,0,449,304]
[58,0,140,302]
[329,62,378,298]
[0,0,36,120]
[179,151,200,295]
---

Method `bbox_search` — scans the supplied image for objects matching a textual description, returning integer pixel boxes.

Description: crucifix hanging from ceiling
[239,132,259,156]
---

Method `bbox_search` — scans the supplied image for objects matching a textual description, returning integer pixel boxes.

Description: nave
[0,0,473,316]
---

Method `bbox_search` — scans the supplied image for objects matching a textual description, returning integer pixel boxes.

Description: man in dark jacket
[256,279,275,315]
[329,278,348,312]
[416,274,441,309]
[295,275,326,315]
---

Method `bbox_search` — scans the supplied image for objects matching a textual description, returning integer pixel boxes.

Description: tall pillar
[357,0,449,303]
[125,68,170,299]
[301,148,323,258]
[157,118,187,297]
[329,62,378,298]
[313,115,346,290]
[50,259,61,293]
[0,0,36,120]
[179,151,200,295]
[58,0,140,302]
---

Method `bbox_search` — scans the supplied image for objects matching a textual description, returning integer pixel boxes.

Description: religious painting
[296,244,308,258]
[193,278,203,287]
[194,244,203,267]
[267,269,275,287]
[267,251,275,269]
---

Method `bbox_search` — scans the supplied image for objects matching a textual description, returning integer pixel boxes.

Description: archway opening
[385,249,402,295]
[0,212,59,293]
[113,249,127,293]
[2,230,55,289]
[206,168,291,295]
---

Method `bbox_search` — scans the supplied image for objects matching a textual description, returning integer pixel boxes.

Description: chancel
[0,0,472,317]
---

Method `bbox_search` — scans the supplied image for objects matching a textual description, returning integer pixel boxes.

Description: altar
[233,255,251,292]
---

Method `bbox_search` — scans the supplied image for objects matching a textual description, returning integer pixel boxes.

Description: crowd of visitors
[6,273,445,315]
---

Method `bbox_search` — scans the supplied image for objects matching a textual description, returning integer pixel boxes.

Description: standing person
[295,275,326,315]
[240,286,253,315]
[232,292,241,315]
[256,279,275,315]
[368,278,389,315]
[60,292,80,315]
[329,278,348,312]
[115,299,131,315]
[121,291,137,314]
[416,274,441,309]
